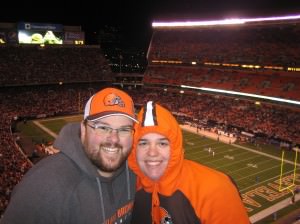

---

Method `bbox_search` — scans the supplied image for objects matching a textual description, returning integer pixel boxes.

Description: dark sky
[1,0,300,47]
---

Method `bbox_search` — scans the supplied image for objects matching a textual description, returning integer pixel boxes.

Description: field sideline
[22,115,300,223]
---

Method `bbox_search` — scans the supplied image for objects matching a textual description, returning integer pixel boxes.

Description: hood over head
[128,101,184,221]
[129,101,184,188]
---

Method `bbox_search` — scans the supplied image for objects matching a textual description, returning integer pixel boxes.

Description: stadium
[1,14,300,223]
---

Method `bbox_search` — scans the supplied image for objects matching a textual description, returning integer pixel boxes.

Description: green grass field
[17,115,300,223]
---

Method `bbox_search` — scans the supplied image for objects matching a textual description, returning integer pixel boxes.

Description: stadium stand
[0,45,112,86]
[145,19,300,101]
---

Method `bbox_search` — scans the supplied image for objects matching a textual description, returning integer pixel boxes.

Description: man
[1,87,137,224]
[128,101,250,224]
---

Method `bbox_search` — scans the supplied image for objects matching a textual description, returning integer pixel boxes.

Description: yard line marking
[200,151,258,167]
[240,169,298,192]
[33,120,58,138]
[236,164,281,182]
[233,144,299,166]
[225,158,274,175]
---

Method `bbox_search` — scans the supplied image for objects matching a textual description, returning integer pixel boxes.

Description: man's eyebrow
[93,122,133,128]
[92,121,108,126]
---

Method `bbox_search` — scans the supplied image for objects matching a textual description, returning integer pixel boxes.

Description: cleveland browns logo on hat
[103,93,125,107]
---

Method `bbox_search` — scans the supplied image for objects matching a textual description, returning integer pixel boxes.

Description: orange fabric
[84,87,137,122]
[128,102,250,224]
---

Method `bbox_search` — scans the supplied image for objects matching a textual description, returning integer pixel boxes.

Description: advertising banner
[0,29,18,44]
[18,22,63,31]
[64,31,85,45]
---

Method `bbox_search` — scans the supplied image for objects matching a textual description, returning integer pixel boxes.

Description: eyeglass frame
[85,122,135,137]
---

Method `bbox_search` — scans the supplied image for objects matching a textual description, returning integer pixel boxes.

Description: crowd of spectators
[144,65,300,100]
[0,111,32,216]
[132,88,300,145]
[149,23,300,67]
[0,45,113,86]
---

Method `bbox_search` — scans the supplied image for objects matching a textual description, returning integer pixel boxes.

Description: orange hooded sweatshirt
[128,101,250,224]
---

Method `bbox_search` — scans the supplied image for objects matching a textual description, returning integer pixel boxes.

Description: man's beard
[85,143,130,173]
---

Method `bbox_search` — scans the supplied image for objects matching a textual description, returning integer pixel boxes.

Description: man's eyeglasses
[86,123,134,137]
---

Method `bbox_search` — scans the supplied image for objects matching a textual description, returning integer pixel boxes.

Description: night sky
[1,0,300,47]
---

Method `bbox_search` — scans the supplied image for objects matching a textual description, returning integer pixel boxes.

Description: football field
[182,131,300,217]
[19,115,300,223]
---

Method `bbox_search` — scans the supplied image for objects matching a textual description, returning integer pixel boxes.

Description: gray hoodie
[1,123,136,224]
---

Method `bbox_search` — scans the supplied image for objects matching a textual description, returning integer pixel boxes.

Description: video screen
[18,30,63,44]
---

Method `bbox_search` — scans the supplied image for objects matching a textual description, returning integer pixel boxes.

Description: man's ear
[80,121,86,143]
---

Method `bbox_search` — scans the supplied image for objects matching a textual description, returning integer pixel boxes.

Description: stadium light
[152,14,300,28]
[181,85,300,106]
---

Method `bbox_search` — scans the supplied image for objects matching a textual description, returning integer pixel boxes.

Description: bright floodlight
[152,14,300,27]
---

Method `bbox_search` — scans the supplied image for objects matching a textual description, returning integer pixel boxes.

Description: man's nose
[107,129,120,143]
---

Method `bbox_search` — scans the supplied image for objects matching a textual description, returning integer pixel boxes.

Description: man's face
[136,133,170,181]
[81,115,134,177]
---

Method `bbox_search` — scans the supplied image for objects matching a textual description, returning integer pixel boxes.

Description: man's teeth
[102,147,119,153]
